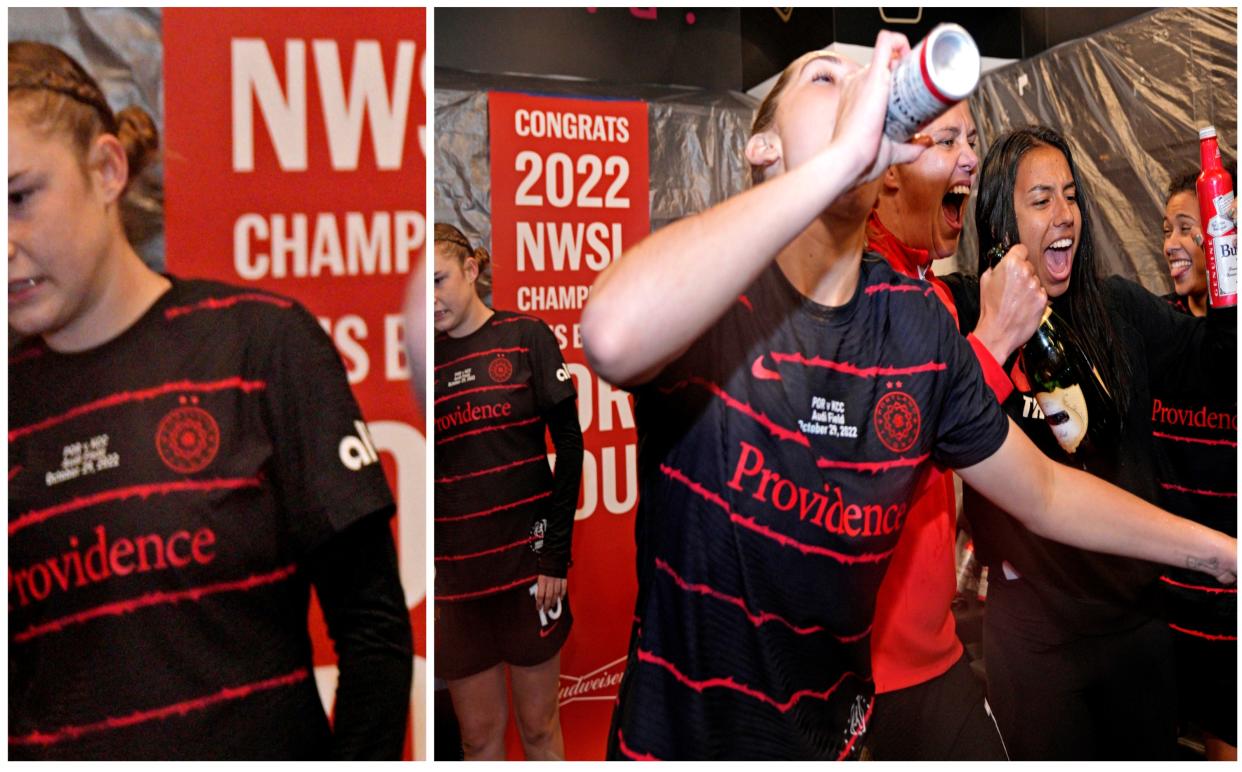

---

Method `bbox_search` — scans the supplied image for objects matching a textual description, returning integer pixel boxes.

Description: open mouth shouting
[941,184,971,232]
[1044,237,1074,283]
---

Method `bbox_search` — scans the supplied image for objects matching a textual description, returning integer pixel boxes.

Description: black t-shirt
[1152,292,1237,639]
[433,311,577,601]
[944,274,1237,626]
[608,257,1008,760]
[9,278,394,760]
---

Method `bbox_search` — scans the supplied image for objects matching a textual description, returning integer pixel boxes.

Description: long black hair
[975,125,1131,424]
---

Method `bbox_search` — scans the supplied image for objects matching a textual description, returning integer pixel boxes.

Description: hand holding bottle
[975,244,1048,364]
[832,32,932,187]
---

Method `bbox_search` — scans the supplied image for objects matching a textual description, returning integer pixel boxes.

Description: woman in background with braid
[8,41,412,759]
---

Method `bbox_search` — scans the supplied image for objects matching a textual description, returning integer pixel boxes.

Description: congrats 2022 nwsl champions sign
[161,8,426,758]
[488,92,649,759]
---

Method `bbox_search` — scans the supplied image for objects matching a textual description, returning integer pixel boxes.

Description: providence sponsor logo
[727,441,907,538]
[558,655,628,707]
[1151,398,1237,431]
[434,400,514,432]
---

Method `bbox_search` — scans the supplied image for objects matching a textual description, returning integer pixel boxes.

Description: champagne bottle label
[1034,384,1089,453]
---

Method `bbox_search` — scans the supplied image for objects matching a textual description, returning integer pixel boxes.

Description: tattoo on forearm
[1187,556,1220,572]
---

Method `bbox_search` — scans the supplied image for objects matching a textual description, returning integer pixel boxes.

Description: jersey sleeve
[526,319,578,412]
[1106,276,1237,402]
[261,304,396,556]
[930,309,1010,469]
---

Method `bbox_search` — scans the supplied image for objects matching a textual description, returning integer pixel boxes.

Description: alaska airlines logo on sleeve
[873,386,920,454]
[155,400,220,473]
[339,420,381,471]
[489,356,514,383]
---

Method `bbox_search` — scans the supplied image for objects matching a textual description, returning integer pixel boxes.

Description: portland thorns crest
[873,389,921,454]
[489,355,514,383]
[156,400,221,473]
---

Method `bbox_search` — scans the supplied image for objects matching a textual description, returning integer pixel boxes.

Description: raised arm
[581,32,928,387]
[957,418,1237,583]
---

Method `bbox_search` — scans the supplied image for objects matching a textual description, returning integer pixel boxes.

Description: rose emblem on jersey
[873,390,920,454]
[489,355,514,383]
[155,406,221,473]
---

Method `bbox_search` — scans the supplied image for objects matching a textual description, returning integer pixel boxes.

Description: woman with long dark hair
[945,125,1237,759]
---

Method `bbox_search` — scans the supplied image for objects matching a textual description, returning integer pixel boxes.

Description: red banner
[162,8,426,758]
[488,91,649,759]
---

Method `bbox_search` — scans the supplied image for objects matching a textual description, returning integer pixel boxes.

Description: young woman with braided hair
[433,223,583,760]
[9,41,411,759]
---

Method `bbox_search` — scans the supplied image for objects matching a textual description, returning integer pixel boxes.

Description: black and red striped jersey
[948,276,1236,624]
[433,310,576,602]
[1152,292,1236,643]
[607,257,1008,760]
[8,277,394,759]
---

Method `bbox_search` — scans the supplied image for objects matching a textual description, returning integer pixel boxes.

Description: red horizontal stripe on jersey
[10,378,267,442]
[637,647,859,714]
[655,558,871,641]
[1159,575,1238,594]
[435,536,532,562]
[737,294,754,312]
[436,454,545,484]
[817,454,930,474]
[9,466,21,481]
[1168,623,1237,642]
[865,283,924,294]
[163,293,292,320]
[436,574,538,602]
[491,315,539,327]
[769,351,946,377]
[617,730,661,761]
[435,346,529,372]
[435,415,541,446]
[10,346,45,365]
[434,490,551,523]
[1152,431,1237,448]
[13,565,297,643]
[9,668,309,747]
[660,378,810,447]
[837,696,875,760]
[1158,481,1237,498]
[660,464,893,565]
[434,383,528,405]
[10,477,263,536]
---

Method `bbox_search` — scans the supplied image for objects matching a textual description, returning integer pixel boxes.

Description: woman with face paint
[432,224,583,760]
[8,42,412,760]
[942,126,1238,759]
[582,35,1235,760]
[1154,170,1237,760]
[863,102,1046,760]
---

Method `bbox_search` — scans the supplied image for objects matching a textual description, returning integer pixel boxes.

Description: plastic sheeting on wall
[10,7,166,268]
[433,66,757,301]
[960,6,1237,293]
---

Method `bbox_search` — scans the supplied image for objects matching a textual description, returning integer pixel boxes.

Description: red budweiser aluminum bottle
[885,24,981,142]
[1197,126,1237,308]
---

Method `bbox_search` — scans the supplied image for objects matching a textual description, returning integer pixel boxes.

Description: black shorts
[865,652,1008,760]
[435,581,573,681]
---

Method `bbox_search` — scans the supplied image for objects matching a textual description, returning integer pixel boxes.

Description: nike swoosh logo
[751,354,782,381]
[539,620,561,638]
